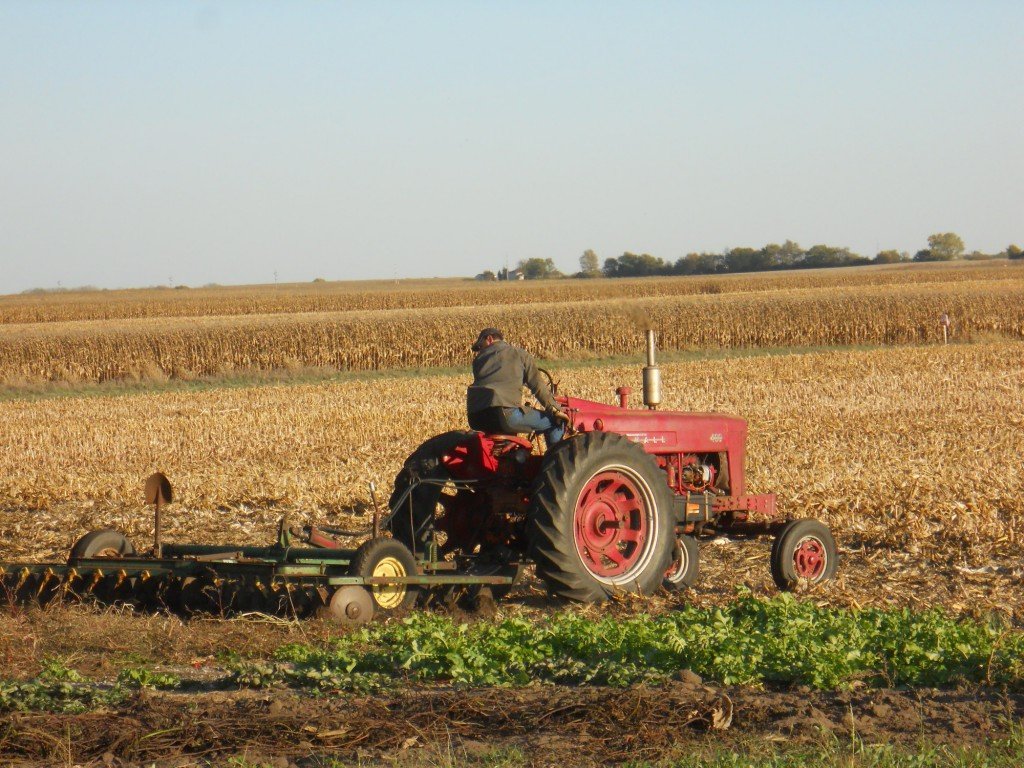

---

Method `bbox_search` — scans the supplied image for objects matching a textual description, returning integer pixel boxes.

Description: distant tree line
[474,234,1021,281]
[601,240,875,277]
[601,234,1024,277]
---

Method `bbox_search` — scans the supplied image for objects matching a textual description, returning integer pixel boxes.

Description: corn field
[2,260,1019,325]
[1,342,1021,607]
[2,264,1022,614]
[2,278,1023,385]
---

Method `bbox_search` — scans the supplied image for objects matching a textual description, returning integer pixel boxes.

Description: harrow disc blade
[14,572,42,604]
[280,582,317,618]
[259,581,292,616]
[178,576,222,616]
[34,571,63,605]
[319,585,375,625]
[93,572,137,606]
[132,573,178,610]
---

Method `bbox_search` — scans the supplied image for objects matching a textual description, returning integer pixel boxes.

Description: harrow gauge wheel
[663,534,699,591]
[770,519,838,591]
[349,538,419,613]
[68,529,135,561]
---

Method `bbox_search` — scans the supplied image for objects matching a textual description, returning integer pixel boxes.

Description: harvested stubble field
[2,261,1022,385]
[1,340,1021,617]
[2,265,1024,766]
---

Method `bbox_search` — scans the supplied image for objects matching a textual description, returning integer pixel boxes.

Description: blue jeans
[502,406,565,445]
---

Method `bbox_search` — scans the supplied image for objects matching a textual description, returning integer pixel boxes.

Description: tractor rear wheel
[349,538,419,613]
[387,430,477,554]
[769,519,838,590]
[528,432,674,602]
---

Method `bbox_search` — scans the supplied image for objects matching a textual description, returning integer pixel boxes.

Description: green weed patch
[0,658,180,714]
[238,593,1024,692]
[4,595,1023,713]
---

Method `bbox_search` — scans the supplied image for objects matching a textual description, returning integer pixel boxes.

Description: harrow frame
[0,473,518,624]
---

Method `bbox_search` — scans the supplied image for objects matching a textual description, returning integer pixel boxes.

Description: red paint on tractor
[560,394,775,516]
[792,536,827,579]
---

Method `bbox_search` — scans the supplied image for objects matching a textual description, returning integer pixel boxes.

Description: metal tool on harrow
[0,330,837,622]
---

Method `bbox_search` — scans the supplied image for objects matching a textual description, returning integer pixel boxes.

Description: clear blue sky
[1,1,1021,293]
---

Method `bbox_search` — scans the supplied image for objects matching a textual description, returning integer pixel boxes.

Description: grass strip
[0,342,888,403]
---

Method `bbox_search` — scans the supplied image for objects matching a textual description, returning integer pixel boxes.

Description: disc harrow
[0,474,520,625]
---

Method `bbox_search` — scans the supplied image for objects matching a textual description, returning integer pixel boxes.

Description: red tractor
[387,331,837,603]
[0,331,837,621]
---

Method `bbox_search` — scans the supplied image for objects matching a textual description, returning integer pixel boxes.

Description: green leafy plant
[7,597,1024,713]
[240,594,1024,693]
[117,667,180,689]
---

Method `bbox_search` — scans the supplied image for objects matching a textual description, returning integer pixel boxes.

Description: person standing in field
[466,327,569,445]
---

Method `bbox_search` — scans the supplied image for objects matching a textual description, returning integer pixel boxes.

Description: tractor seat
[484,433,535,455]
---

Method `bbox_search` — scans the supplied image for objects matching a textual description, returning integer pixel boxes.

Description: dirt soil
[2,536,1023,767]
[2,682,1021,767]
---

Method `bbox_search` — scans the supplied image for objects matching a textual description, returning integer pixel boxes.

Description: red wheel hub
[792,536,827,580]
[574,470,650,579]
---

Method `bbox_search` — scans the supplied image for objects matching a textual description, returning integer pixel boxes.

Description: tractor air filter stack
[642,329,662,409]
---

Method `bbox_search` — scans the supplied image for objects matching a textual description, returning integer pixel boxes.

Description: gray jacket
[466,340,557,415]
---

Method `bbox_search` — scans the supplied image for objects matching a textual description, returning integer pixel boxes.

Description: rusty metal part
[304,527,342,549]
[144,473,173,559]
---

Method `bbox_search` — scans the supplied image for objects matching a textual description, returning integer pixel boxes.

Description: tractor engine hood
[560,395,748,454]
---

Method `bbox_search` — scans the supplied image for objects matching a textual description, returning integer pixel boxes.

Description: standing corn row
[1,280,1022,384]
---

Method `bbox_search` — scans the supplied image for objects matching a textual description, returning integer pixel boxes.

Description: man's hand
[548,406,571,425]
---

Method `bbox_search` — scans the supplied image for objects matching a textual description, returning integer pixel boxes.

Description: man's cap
[471,327,503,351]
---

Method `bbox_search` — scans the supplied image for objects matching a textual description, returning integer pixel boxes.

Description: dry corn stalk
[1,279,1021,385]
[0,342,1020,573]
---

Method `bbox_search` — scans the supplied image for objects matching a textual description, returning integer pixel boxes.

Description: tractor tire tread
[387,430,477,551]
[528,431,674,603]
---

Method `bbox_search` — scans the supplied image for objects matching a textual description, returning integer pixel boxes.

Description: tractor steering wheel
[538,367,558,396]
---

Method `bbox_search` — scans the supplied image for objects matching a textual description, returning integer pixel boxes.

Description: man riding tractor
[466,327,570,447]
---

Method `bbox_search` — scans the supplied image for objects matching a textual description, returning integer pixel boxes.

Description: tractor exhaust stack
[642,329,662,409]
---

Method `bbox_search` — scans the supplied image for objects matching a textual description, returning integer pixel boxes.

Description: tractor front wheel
[529,432,674,602]
[769,519,838,590]
[663,535,699,591]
